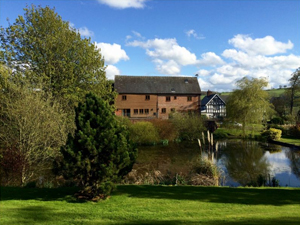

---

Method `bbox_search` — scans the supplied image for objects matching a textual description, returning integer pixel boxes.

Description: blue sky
[1,0,300,92]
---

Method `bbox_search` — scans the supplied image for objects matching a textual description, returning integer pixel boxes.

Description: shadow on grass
[96,217,300,225]
[0,186,80,202]
[114,185,300,206]
[1,185,300,206]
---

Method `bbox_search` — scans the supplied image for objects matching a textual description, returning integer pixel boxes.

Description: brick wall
[115,94,158,118]
[157,95,200,119]
[115,94,201,119]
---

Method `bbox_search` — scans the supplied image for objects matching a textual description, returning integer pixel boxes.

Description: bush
[270,117,284,125]
[150,119,178,141]
[213,129,228,139]
[261,128,282,141]
[129,121,160,145]
[170,112,205,140]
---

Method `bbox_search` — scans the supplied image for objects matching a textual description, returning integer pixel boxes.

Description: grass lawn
[1,185,300,224]
[280,138,300,146]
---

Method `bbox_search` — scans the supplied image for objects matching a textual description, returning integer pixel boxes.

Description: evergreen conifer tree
[56,93,137,199]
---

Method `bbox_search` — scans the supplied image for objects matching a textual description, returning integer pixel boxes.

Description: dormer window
[184,79,188,83]
[171,88,175,93]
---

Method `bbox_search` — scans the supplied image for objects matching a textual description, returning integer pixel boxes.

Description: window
[166,96,171,102]
[134,109,138,114]
[171,108,175,112]
[161,108,166,113]
[174,96,177,100]
[145,95,150,100]
[122,95,127,100]
[145,109,149,114]
[187,96,192,101]
[139,109,144,114]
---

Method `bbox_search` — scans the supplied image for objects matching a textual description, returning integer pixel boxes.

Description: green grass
[1,185,300,224]
[216,124,263,138]
[280,138,300,146]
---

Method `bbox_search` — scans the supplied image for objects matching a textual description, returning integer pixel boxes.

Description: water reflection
[221,141,270,186]
[285,149,300,179]
[134,140,300,187]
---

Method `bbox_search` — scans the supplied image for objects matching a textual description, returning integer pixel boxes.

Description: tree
[226,77,274,136]
[55,93,137,200]
[287,67,300,115]
[0,82,68,186]
[0,5,113,106]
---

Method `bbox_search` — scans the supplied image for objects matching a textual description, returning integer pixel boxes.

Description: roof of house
[201,94,226,106]
[114,75,201,94]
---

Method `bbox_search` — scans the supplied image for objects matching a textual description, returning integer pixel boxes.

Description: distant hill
[219,88,288,98]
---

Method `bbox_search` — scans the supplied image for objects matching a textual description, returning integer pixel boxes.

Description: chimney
[207,90,213,96]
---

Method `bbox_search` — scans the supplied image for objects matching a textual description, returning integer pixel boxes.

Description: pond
[133,139,300,187]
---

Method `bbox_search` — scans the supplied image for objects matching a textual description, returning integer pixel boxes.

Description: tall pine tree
[56,93,137,199]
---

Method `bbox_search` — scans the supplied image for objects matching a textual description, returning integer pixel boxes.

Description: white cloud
[105,65,120,80]
[216,65,249,76]
[185,29,205,40]
[96,42,129,64]
[197,52,224,66]
[78,26,94,37]
[97,0,148,9]
[154,59,181,75]
[229,34,293,56]
[128,38,197,66]
[209,73,238,85]
[196,69,211,76]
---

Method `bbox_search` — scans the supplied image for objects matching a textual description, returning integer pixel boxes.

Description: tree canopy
[0,5,113,105]
[226,77,274,136]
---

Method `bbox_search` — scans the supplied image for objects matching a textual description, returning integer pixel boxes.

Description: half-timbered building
[114,75,201,119]
[201,90,226,118]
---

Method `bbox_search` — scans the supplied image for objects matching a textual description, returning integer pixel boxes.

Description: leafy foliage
[170,112,205,140]
[56,93,137,199]
[0,5,114,106]
[226,77,274,137]
[287,67,300,115]
[0,82,68,186]
[261,128,282,141]
[129,121,160,145]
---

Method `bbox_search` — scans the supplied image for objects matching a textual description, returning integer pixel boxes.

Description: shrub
[170,112,205,140]
[261,128,282,141]
[129,121,160,145]
[270,117,284,125]
[150,119,178,141]
[213,129,228,139]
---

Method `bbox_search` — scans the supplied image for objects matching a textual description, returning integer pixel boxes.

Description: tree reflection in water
[224,141,270,186]
[285,149,300,179]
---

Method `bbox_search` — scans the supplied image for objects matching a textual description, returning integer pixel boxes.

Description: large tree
[55,93,137,200]
[226,77,274,136]
[287,67,300,115]
[0,5,113,106]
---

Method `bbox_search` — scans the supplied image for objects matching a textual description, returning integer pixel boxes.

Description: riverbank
[1,185,300,224]
[275,138,300,149]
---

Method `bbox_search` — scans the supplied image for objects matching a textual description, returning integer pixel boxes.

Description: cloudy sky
[1,0,299,92]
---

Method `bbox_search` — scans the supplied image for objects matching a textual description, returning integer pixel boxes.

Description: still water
[134,140,300,187]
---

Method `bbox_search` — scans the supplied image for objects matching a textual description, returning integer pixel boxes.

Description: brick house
[114,75,201,119]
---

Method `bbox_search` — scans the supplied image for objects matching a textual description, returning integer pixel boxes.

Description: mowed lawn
[1,185,300,225]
